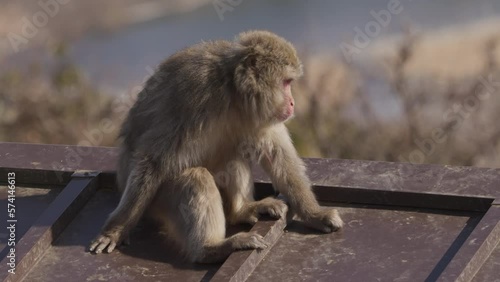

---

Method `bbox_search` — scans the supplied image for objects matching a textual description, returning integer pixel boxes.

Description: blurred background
[1,0,500,168]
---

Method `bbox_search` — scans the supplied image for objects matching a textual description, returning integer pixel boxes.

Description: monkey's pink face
[276,78,295,122]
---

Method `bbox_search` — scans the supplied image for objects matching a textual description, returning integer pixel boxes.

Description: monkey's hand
[88,230,130,254]
[302,208,343,233]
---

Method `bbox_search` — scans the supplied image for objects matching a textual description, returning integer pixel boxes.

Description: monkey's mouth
[283,103,295,120]
[277,109,295,122]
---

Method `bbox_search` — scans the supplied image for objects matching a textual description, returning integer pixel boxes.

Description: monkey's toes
[232,232,268,250]
[89,234,120,254]
[258,197,288,219]
[246,215,259,225]
[268,202,288,219]
[246,232,268,249]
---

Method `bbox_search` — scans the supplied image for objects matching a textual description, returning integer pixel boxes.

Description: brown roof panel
[0,143,498,281]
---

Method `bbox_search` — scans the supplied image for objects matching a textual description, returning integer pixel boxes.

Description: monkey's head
[234,30,303,126]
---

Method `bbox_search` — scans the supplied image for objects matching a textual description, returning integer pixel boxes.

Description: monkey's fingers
[320,219,343,233]
[302,208,343,233]
[321,209,344,233]
[89,235,118,254]
[322,209,343,232]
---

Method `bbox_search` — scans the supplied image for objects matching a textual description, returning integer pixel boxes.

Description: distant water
[67,0,500,93]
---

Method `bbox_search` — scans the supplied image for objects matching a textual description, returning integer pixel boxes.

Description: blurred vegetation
[289,30,500,168]
[0,44,119,145]
[0,0,212,38]
[1,26,500,168]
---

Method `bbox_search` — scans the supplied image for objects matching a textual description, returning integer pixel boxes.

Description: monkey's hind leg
[162,167,267,263]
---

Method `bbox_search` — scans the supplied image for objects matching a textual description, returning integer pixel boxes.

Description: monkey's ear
[242,45,265,70]
[234,46,265,96]
[245,54,258,70]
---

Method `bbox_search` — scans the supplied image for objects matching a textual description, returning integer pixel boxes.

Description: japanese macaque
[89,30,343,263]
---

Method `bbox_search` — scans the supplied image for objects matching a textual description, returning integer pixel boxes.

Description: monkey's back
[119,40,240,167]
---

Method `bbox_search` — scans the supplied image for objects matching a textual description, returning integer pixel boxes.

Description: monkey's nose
[290,100,294,107]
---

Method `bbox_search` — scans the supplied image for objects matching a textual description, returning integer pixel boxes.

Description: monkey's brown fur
[89,30,343,263]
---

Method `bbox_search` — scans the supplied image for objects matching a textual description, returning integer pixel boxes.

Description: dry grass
[0,47,119,145]
[296,20,500,168]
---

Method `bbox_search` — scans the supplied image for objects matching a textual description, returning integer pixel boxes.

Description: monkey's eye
[283,79,293,87]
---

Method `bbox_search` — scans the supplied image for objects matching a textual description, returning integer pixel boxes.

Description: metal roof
[0,143,498,281]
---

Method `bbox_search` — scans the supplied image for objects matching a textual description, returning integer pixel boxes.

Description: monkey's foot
[89,231,128,254]
[303,208,343,233]
[194,232,268,263]
[229,231,268,250]
[232,197,288,225]
[255,197,288,219]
